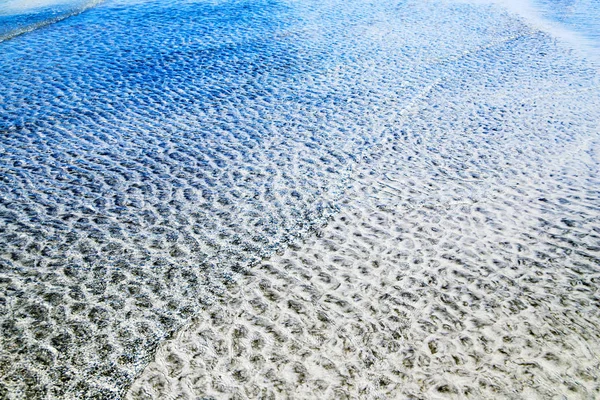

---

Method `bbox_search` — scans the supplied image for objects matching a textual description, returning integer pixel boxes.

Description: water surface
[1,0,599,398]
[534,0,600,50]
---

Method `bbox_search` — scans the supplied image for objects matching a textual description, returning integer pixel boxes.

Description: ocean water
[0,0,100,41]
[1,0,599,398]
[478,0,600,59]
[534,0,600,53]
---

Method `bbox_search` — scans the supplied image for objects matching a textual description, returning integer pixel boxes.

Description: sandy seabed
[127,6,600,397]
[1,0,600,398]
[129,136,600,399]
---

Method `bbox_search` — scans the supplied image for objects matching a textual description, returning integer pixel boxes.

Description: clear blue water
[533,0,600,53]
[1,0,599,398]
[0,0,98,40]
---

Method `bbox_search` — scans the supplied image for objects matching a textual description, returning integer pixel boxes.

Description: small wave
[0,0,102,42]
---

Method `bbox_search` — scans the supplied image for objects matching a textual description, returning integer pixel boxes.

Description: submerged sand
[128,137,600,399]
[127,3,600,397]
[2,0,599,398]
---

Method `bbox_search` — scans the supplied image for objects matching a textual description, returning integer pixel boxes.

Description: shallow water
[478,0,600,60]
[533,0,600,52]
[1,0,599,398]
[0,0,100,41]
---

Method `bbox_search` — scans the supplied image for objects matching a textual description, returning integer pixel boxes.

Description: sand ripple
[129,117,600,399]
[1,0,600,398]
[128,5,600,397]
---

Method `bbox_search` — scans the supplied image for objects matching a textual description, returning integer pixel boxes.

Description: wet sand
[128,4,600,397]
[1,0,599,398]
[129,136,600,399]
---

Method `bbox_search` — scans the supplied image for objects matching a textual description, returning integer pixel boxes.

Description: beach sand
[1,0,599,398]
[128,137,600,399]
[127,6,600,396]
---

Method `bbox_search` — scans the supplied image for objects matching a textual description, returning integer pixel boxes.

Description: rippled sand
[129,129,600,398]
[130,157,600,398]
[128,5,600,399]
[1,0,600,398]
